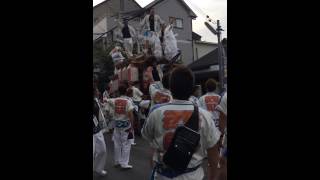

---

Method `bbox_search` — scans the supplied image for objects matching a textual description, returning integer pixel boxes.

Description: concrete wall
[153,0,194,65]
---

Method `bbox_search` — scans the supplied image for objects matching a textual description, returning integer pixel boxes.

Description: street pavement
[94,132,209,180]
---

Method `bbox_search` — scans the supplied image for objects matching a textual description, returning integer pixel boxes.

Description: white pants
[155,167,204,180]
[93,131,107,173]
[112,128,132,166]
[124,38,133,57]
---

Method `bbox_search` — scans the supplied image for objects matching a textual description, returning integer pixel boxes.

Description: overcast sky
[93,0,226,43]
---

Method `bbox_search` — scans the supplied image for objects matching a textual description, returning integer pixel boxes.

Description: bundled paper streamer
[164,25,179,60]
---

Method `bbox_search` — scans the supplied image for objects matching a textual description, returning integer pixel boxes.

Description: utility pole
[216,20,224,91]
[204,19,224,91]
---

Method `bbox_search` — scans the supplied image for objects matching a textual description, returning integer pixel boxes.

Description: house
[192,32,218,62]
[193,41,218,62]
[93,0,198,65]
[93,0,142,41]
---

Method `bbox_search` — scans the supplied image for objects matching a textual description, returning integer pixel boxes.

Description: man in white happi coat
[142,66,221,180]
[199,79,221,127]
[107,84,135,169]
[93,92,108,176]
[117,18,136,57]
[140,8,164,54]
[149,72,172,110]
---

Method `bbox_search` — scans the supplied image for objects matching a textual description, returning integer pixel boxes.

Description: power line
[184,0,206,17]
[184,0,217,25]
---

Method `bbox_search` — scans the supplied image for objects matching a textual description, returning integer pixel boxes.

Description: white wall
[193,42,217,61]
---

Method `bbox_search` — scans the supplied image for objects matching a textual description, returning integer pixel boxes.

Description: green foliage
[93,41,115,93]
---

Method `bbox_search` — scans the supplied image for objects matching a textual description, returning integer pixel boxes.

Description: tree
[93,41,115,94]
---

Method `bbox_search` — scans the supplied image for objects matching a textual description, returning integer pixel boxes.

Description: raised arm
[157,15,165,25]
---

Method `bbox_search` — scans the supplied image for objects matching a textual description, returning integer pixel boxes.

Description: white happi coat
[140,14,164,35]
[199,92,221,127]
[107,96,134,166]
[142,100,221,180]
[149,81,173,109]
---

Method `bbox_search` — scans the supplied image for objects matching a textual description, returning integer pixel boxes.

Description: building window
[169,17,183,29]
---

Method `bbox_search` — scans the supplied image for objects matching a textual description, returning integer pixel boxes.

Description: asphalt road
[93,132,210,180]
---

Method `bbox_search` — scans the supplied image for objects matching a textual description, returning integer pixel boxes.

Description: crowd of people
[93,64,227,180]
[93,7,227,180]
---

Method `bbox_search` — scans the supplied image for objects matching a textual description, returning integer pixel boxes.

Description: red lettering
[162,110,193,150]
[163,110,192,129]
[205,96,220,112]
[115,99,127,114]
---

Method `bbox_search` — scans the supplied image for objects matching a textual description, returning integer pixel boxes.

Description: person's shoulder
[117,97,130,101]
[199,95,205,100]
[149,102,171,115]
[222,92,227,100]
[125,97,133,102]
[199,107,213,120]
[107,98,116,104]
[161,88,171,94]
[212,92,221,97]
[151,81,162,89]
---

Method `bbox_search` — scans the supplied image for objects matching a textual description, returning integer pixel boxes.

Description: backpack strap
[184,105,199,131]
